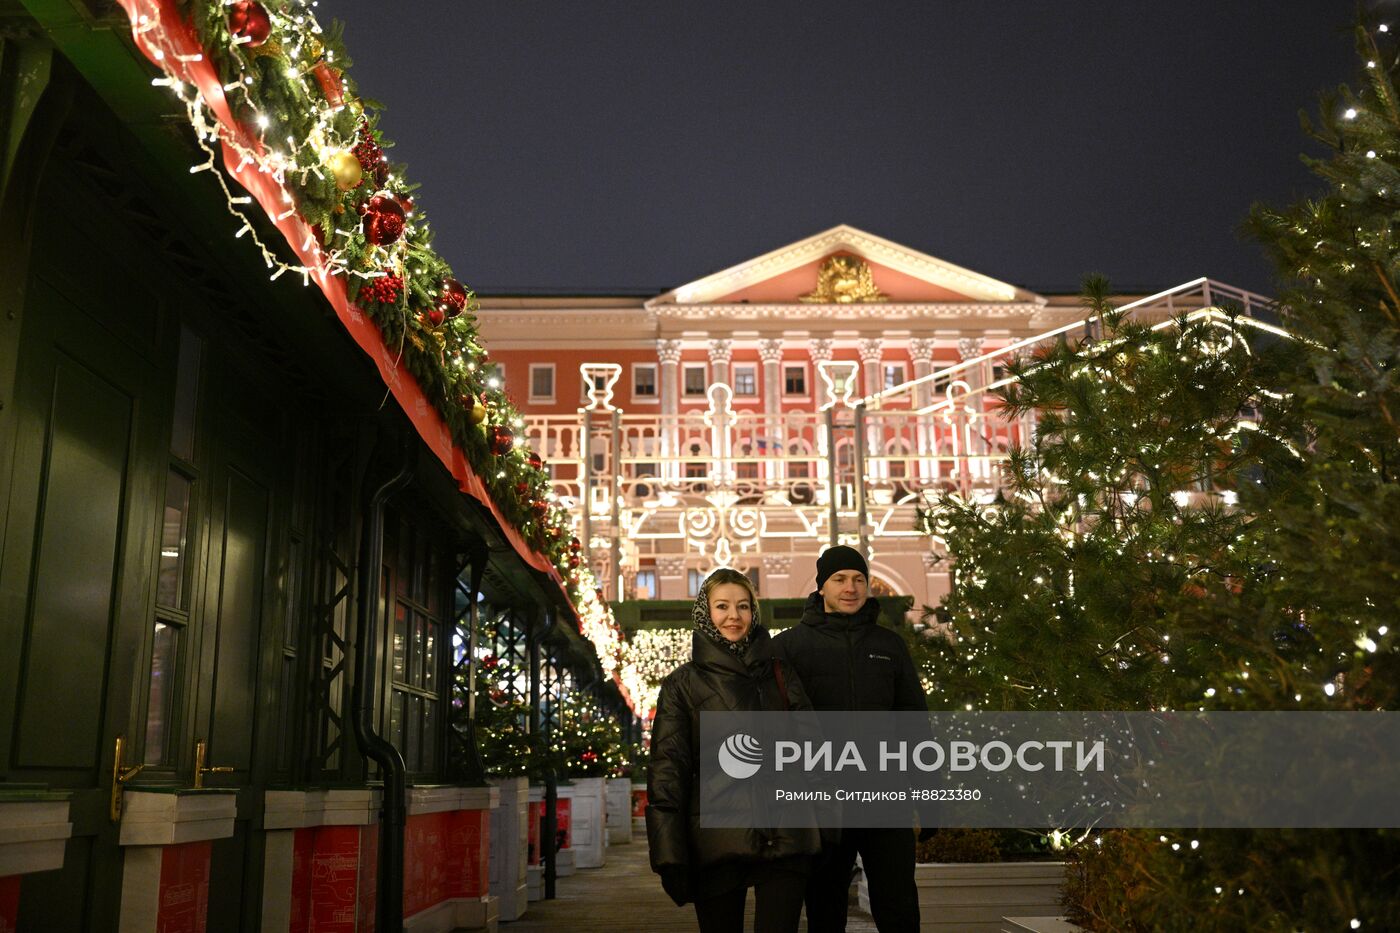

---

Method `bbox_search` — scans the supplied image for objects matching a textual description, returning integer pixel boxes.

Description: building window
[529,364,555,402]
[783,365,807,396]
[386,513,447,776]
[687,568,703,597]
[635,569,657,600]
[732,364,757,397]
[883,363,907,390]
[633,364,657,399]
[683,363,708,397]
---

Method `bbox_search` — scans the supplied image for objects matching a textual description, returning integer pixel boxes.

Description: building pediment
[647,224,1043,310]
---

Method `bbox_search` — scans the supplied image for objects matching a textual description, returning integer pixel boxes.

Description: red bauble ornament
[228,0,272,47]
[531,500,549,520]
[489,425,514,456]
[581,750,598,764]
[421,306,445,329]
[514,481,530,498]
[361,193,405,246]
[527,451,544,472]
[439,277,468,319]
[568,538,582,553]
[481,653,499,670]
[568,554,582,569]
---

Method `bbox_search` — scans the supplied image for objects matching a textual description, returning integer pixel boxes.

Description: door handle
[193,740,234,788]
[110,736,145,822]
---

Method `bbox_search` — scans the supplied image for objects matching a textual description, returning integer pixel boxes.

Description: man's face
[820,570,868,615]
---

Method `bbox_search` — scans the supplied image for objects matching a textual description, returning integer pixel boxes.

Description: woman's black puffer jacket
[646,623,821,880]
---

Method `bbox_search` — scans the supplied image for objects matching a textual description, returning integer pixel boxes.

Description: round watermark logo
[718,733,764,780]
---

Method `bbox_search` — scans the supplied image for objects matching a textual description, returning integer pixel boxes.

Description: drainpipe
[531,606,560,899]
[352,441,414,933]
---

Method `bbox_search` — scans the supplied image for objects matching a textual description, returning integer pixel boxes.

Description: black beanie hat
[816,545,869,590]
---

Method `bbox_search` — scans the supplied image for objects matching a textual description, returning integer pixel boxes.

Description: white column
[857,338,885,483]
[858,337,884,399]
[809,338,835,501]
[808,338,834,408]
[707,338,733,388]
[759,339,785,497]
[908,338,938,483]
[657,339,682,483]
[957,336,987,484]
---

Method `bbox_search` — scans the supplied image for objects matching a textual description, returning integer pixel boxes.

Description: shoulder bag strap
[772,658,790,710]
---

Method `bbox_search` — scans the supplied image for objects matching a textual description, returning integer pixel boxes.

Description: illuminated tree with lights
[920,20,1400,929]
[469,652,535,777]
[918,276,1283,714]
[550,692,629,779]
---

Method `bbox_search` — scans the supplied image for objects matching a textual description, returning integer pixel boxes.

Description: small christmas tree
[472,651,535,777]
[550,691,628,778]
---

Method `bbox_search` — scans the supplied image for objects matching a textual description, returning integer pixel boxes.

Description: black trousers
[693,870,808,933]
[804,828,919,933]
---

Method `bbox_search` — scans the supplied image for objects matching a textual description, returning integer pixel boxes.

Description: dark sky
[332,1,1360,297]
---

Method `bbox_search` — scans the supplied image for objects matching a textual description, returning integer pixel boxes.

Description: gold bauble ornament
[469,401,487,426]
[327,149,362,191]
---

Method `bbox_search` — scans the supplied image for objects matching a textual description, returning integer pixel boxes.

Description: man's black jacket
[771,592,926,712]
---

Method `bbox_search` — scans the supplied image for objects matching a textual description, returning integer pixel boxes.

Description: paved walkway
[502,836,877,932]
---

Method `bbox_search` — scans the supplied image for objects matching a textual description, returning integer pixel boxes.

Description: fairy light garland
[119,0,641,711]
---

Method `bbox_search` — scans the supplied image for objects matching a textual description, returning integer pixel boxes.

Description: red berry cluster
[352,118,388,186]
[362,271,403,305]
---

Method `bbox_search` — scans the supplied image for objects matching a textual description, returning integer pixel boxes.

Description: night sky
[332,1,1360,297]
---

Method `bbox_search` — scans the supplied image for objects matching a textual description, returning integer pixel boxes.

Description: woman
[646,568,821,933]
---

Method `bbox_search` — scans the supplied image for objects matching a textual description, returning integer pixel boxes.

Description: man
[772,545,925,933]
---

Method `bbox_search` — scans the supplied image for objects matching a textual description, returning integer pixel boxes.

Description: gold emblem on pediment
[800,255,889,303]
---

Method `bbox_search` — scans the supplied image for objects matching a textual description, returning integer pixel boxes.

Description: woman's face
[708,582,754,643]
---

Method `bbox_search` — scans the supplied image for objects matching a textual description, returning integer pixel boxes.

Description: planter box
[488,777,529,921]
[631,783,647,836]
[558,777,607,869]
[605,778,632,846]
[858,861,1068,933]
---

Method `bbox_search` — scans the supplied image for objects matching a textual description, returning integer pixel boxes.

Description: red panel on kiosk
[631,786,648,819]
[454,809,490,898]
[527,801,543,866]
[357,823,378,930]
[310,825,367,933]
[556,798,572,849]
[289,827,314,933]
[158,841,211,933]
[403,811,450,916]
[0,876,20,933]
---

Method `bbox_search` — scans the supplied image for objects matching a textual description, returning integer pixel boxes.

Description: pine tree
[918,278,1283,713]
[472,652,535,776]
[551,692,628,779]
[920,18,1400,930]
